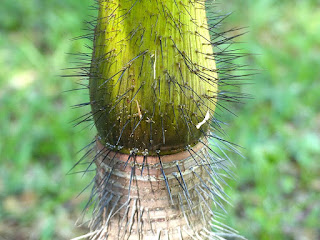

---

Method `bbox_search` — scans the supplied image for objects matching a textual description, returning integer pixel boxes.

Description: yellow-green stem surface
[90,0,217,154]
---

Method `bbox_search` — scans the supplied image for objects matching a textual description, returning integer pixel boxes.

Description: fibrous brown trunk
[85,138,238,240]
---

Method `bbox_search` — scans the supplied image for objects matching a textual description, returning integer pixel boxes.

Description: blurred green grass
[0,0,95,239]
[0,0,319,239]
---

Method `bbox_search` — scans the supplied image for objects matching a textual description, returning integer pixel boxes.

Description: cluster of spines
[66,4,249,152]
[69,135,246,239]
[86,0,219,150]
[70,138,245,239]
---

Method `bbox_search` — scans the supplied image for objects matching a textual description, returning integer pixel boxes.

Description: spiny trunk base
[86,139,237,240]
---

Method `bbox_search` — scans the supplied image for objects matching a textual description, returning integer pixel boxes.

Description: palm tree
[72,0,246,239]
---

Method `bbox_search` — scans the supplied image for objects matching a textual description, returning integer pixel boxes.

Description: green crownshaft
[89,0,218,154]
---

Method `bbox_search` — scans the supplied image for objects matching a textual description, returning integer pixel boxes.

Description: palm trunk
[90,139,224,239]
[74,0,243,239]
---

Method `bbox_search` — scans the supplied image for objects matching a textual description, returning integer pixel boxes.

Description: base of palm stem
[84,138,242,240]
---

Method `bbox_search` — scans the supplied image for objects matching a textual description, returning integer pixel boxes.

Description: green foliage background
[0,0,319,239]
